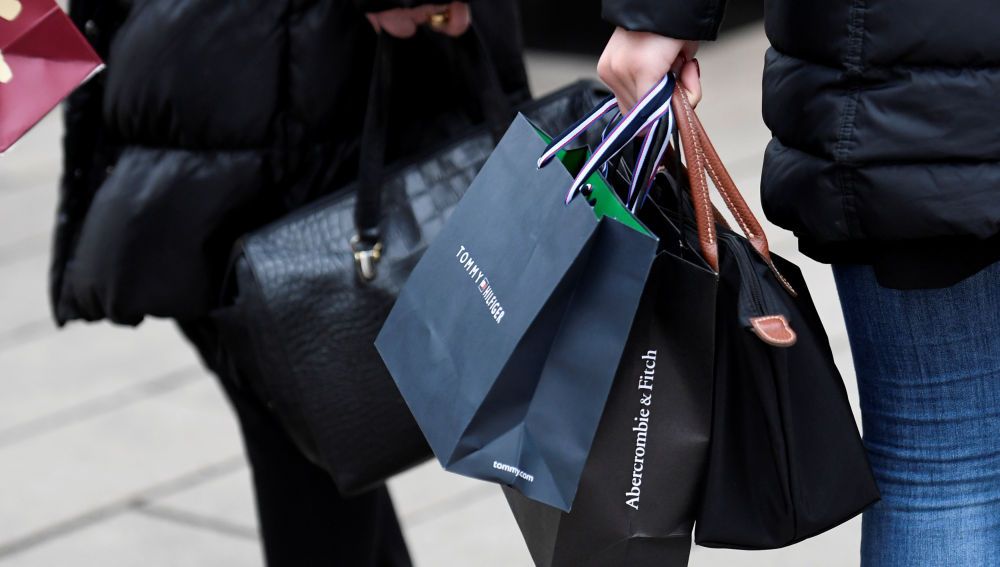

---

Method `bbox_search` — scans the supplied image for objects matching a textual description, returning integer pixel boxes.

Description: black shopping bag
[669,93,879,549]
[504,233,717,565]
[376,111,659,511]
[660,88,878,549]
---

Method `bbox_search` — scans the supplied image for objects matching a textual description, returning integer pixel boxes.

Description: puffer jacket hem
[602,0,727,41]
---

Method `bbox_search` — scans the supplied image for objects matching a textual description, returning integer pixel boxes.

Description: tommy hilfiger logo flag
[457,245,506,324]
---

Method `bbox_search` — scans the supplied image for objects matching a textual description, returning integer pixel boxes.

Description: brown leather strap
[671,89,719,271]
[673,87,797,296]
[664,146,732,231]
[687,99,770,259]
[712,204,732,230]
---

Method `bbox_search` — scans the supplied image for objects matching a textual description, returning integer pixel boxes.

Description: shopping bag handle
[565,77,674,204]
[672,87,796,295]
[352,28,513,274]
[536,75,676,205]
[587,104,673,213]
[627,106,673,212]
[537,94,618,167]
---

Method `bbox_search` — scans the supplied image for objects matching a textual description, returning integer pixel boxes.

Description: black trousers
[179,320,412,567]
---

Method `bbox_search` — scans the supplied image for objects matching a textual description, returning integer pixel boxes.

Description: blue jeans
[834,262,1000,567]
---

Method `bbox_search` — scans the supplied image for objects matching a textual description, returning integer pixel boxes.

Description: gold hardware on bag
[429,9,450,29]
[0,0,22,22]
[0,51,11,84]
[350,236,383,283]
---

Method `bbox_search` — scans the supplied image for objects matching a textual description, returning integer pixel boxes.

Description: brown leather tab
[749,315,798,347]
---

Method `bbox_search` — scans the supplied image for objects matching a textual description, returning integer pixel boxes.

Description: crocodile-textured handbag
[215,31,610,495]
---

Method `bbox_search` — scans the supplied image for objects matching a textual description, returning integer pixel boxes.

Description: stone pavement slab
[0,321,197,436]
[149,464,259,537]
[693,519,861,567]
[0,185,55,257]
[2,513,262,567]
[0,112,63,186]
[0,377,242,551]
[403,485,533,567]
[0,256,54,340]
[389,459,495,526]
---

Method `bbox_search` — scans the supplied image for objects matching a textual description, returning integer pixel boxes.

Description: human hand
[598,28,702,113]
[366,2,471,39]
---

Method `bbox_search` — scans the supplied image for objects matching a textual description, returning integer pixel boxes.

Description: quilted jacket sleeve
[353,0,469,12]
[602,0,727,40]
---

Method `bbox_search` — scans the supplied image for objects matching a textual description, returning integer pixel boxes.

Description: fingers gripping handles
[540,77,793,296]
[671,88,796,296]
[538,74,677,206]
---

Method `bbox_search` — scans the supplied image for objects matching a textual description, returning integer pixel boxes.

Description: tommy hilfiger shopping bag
[376,79,676,511]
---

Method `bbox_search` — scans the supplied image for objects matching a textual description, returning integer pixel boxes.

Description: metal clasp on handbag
[351,235,383,282]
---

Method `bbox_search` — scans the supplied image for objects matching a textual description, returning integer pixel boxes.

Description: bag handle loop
[536,75,676,205]
[352,29,513,281]
[672,87,796,295]
[627,105,673,212]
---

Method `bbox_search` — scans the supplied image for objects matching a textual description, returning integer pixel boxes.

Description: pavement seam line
[0,455,247,559]
[134,504,260,542]
[0,318,55,353]
[0,365,206,449]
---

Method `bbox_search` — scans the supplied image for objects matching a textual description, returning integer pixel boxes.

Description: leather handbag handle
[672,88,719,270]
[672,87,796,295]
[660,127,731,231]
[353,29,512,259]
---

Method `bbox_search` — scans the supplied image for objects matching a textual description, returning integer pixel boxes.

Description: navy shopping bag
[502,160,717,567]
[376,80,673,510]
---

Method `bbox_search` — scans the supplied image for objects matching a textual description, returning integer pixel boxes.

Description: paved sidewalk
[0,25,862,566]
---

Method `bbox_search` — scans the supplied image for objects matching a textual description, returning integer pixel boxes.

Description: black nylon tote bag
[668,91,881,550]
[695,234,880,550]
[212,31,610,496]
[374,80,677,511]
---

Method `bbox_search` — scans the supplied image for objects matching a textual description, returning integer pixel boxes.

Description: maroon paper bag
[0,0,103,152]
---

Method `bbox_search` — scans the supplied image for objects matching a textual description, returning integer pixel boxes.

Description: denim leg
[833,263,1000,567]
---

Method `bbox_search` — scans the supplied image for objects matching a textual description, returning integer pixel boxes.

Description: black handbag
[214,31,611,495]
[668,90,880,549]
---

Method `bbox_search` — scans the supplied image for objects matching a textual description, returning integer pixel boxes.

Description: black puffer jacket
[54,0,529,325]
[603,0,1000,288]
